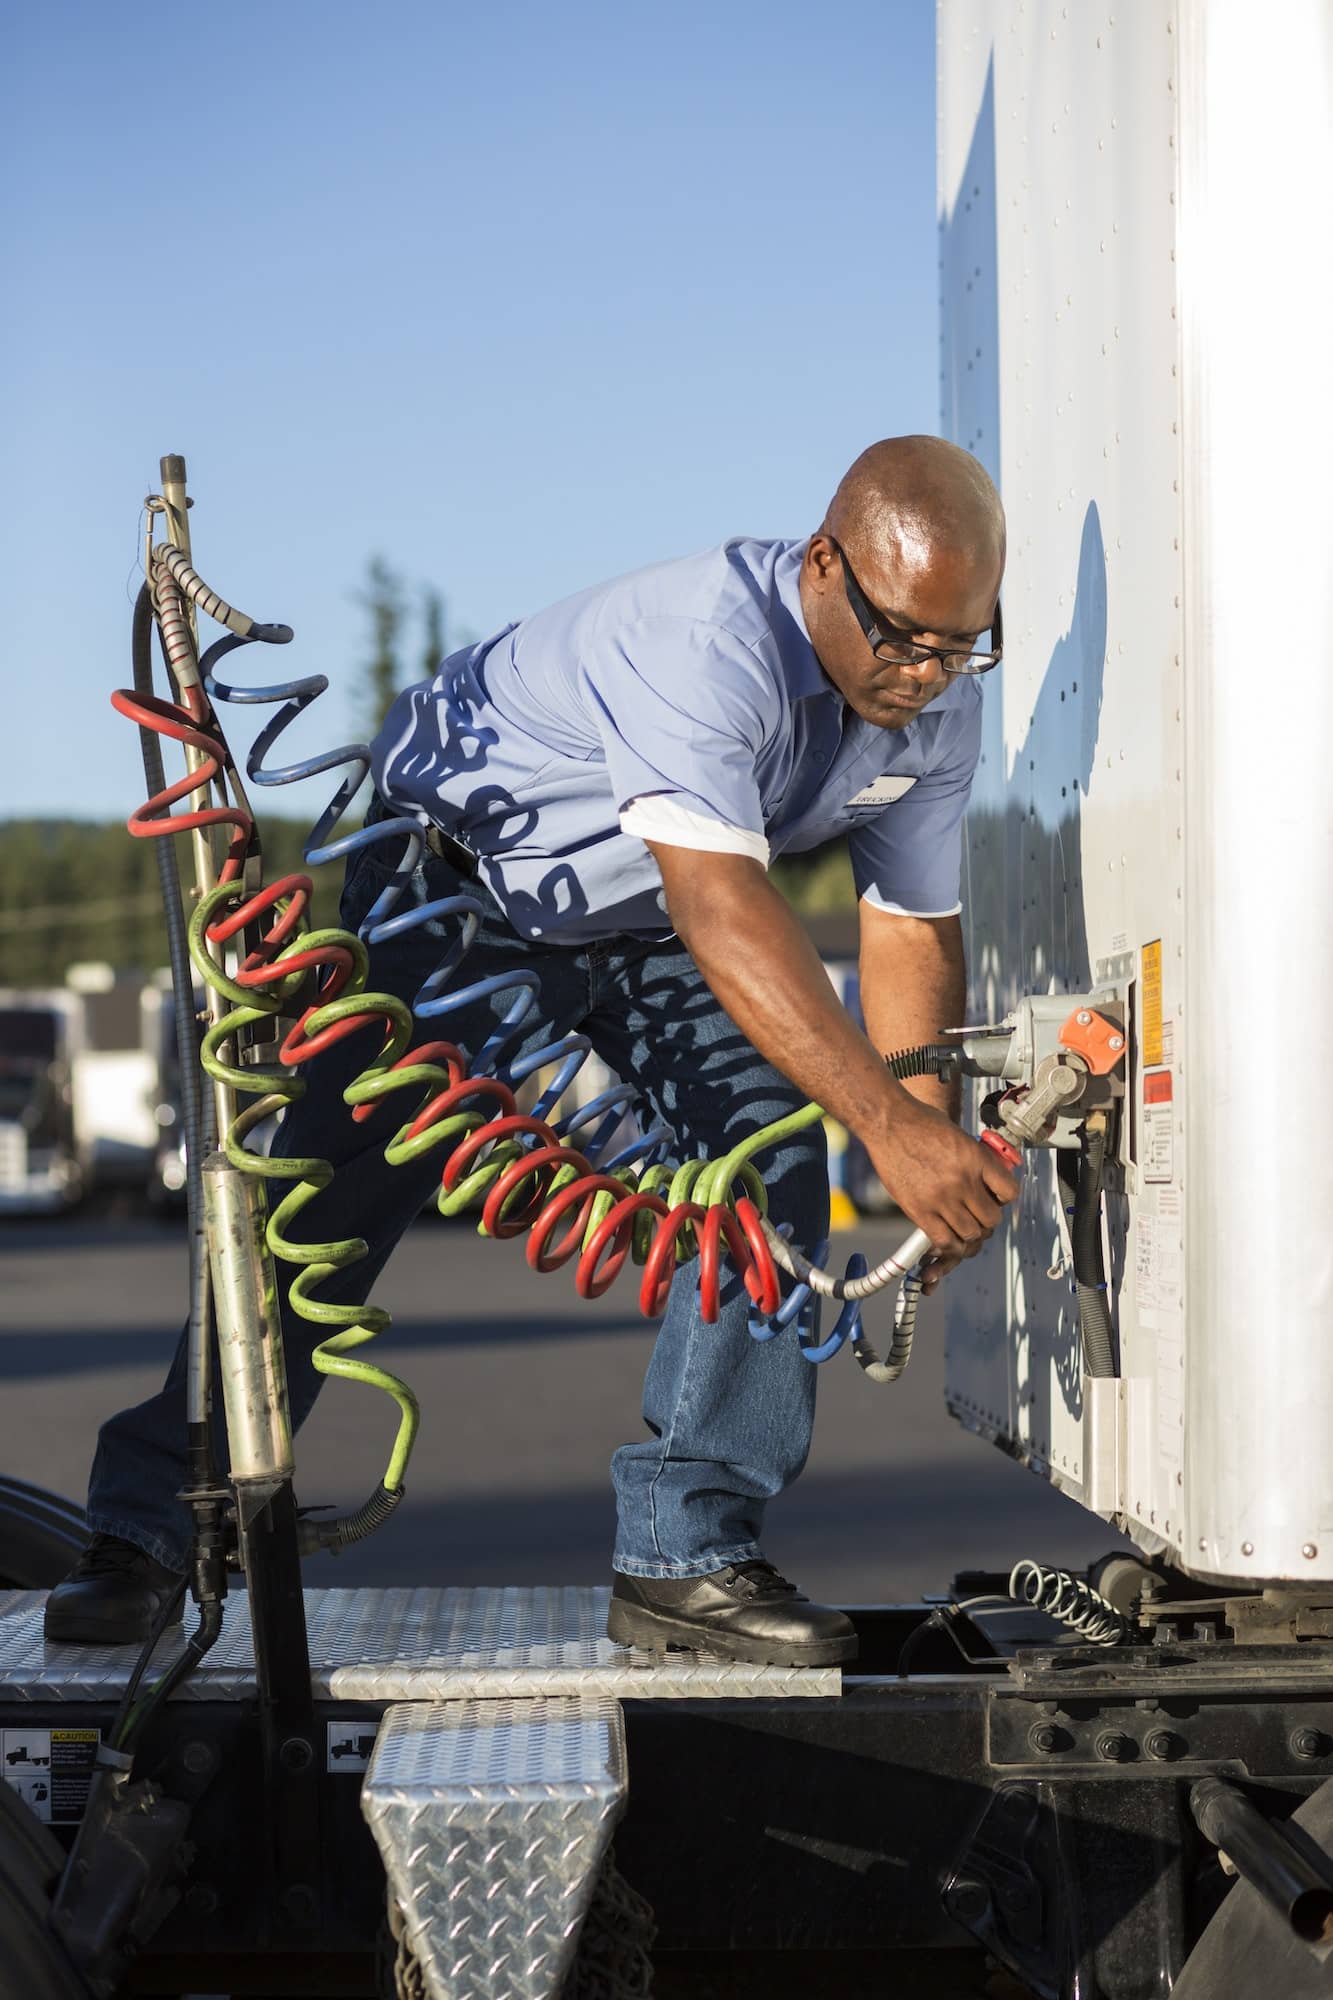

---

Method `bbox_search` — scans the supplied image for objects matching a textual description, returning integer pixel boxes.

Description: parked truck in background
[0,968,193,1214]
[0,990,81,1214]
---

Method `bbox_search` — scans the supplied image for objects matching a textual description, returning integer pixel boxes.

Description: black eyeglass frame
[831,538,1003,675]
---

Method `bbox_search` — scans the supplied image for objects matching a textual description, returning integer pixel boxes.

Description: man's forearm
[648,844,1015,1253]
[859,909,968,1122]
[649,847,909,1146]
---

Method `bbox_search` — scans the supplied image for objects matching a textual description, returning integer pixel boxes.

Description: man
[48,435,1017,1667]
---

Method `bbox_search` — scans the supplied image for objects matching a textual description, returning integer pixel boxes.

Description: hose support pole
[141,462,321,1918]
[159,455,237,1147]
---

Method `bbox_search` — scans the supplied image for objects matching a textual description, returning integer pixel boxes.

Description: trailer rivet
[1077,1010,1093,1026]
[1241,1542,1254,1558]
[1302,1544,1318,1561]
[1109,1035,1124,1050]
[1097,1731,1133,1763]
[1290,1728,1325,1761]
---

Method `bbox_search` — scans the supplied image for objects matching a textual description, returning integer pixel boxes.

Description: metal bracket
[943,1783,1059,1998]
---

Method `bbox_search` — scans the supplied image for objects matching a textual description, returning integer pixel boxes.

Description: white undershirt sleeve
[620,792,771,866]
[859,888,963,919]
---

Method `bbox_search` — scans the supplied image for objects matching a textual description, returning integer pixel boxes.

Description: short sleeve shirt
[372,537,983,942]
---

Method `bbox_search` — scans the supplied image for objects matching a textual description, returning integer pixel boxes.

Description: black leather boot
[43,1535,185,1646]
[608,1560,857,1667]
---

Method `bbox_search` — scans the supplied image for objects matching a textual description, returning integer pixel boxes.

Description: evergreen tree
[359,557,406,736]
[422,587,446,679]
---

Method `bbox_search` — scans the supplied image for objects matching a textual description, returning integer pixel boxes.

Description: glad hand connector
[945,992,1129,1152]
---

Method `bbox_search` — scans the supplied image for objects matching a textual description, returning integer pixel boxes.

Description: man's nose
[904,652,947,689]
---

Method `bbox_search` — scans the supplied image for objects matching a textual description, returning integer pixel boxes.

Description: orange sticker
[1141,940,1163,1068]
[1144,1070,1173,1105]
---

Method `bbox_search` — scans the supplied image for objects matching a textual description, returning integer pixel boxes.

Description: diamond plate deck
[362,1697,624,2000]
[0,1585,840,1701]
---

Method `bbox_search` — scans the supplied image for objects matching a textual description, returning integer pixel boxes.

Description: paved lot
[1,1209,1119,1602]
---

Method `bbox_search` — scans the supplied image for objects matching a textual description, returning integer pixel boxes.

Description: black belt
[369,790,480,880]
[422,821,480,879]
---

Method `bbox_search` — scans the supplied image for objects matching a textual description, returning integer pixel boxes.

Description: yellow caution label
[1141,940,1163,1068]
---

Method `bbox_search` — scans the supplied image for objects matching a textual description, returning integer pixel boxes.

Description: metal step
[363,1696,625,2000]
[0,1584,841,1702]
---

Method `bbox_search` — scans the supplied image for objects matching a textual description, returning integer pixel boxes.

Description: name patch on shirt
[845,775,918,813]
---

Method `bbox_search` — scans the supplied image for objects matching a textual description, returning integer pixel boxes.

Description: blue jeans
[87,834,828,1578]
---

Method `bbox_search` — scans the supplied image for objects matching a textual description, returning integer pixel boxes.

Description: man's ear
[805,534,838,591]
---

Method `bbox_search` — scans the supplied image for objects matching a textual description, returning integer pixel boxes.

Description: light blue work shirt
[372,537,983,943]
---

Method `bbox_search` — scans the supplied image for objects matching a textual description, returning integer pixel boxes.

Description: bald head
[800,437,1005,730]
[823,436,1004,582]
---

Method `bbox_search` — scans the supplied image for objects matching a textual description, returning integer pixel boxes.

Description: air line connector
[942,993,1128,1150]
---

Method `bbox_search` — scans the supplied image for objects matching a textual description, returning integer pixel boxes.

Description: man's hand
[863,1088,1016,1261]
[645,843,1019,1259]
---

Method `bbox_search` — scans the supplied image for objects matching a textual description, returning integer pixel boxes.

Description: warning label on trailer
[1136,1192,1182,1317]
[1143,1068,1175,1184]
[3,1728,99,1824]
[1141,940,1163,1068]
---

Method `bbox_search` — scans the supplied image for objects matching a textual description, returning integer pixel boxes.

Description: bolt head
[1029,1722,1060,1754]
[1290,1728,1325,1760]
[279,1884,319,1928]
[279,1736,314,1773]
[1303,1543,1319,1560]
[1109,1034,1124,1050]
[1077,1010,1093,1025]
[1145,1729,1182,1762]
[1096,1730,1133,1763]
[945,1876,991,1923]
[1241,1541,1254,1558]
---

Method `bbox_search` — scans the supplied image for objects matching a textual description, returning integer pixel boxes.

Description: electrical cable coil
[1008,1558,1133,1645]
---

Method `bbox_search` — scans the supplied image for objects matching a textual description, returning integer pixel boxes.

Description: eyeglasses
[833,539,1003,676]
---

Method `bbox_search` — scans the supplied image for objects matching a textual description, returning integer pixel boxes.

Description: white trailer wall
[937,3,1333,1584]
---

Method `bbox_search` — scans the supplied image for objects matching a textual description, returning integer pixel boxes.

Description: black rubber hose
[300,1480,405,1556]
[135,587,240,1630]
[132,586,215,1391]
[884,1042,957,1082]
[115,1599,224,1757]
[1068,1120,1117,1377]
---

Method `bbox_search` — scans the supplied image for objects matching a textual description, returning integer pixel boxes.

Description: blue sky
[3,0,938,824]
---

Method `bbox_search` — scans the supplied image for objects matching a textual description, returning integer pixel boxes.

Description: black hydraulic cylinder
[1191,1778,1333,1946]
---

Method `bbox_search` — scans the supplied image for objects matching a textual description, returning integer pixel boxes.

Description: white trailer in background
[0,969,190,1213]
[64,963,163,1197]
[0,990,81,1214]
[938,3,1333,1591]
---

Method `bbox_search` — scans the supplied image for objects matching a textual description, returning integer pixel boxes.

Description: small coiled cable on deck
[1008,1558,1133,1644]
